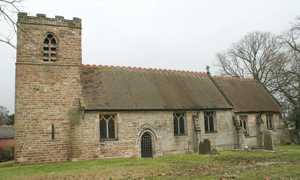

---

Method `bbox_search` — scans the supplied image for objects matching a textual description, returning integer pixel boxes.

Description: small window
[204,111,216,133]
[51,124,55,140]
[239,115,249,136]
[43,33,57,62]
[173,112,186,136]
[266,113,273,130]
[99,114,116,141]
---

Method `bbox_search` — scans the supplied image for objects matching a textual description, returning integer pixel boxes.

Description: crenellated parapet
[17,12,81,29]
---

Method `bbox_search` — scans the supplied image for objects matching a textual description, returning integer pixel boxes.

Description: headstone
[199,139,211,154]
[264,132,274,150]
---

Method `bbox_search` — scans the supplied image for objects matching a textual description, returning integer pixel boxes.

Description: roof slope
[81,65,232,111]
[0,126,14,139]
[213,77,281,113]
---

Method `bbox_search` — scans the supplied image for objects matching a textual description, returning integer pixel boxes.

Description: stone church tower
[15,13,82,163]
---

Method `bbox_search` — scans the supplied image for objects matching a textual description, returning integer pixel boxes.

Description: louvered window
[43,33,57,62]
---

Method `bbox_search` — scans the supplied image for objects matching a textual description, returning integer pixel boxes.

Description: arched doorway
[141,132,153,158]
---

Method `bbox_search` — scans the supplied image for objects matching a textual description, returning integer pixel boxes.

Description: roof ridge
[81,64,208,76]
[213,75,254,81]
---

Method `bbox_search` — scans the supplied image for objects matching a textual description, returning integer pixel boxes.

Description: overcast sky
[0,0,299,112]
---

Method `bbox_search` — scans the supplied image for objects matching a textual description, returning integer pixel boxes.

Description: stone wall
[15,13,82,164]
[71,110,234,160]
[199,111,236,150]
[236,113,283,148]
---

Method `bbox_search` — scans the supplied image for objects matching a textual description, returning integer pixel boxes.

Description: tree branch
[0,37,16,48]
[0,0,22,48]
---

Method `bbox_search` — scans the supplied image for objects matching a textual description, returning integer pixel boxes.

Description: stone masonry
[15,13,82,163]
[71,110,235,160]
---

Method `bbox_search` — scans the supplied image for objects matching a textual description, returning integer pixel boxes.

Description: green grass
[0,145,300,180]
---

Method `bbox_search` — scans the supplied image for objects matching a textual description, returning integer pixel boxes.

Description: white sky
[0,0,299,112]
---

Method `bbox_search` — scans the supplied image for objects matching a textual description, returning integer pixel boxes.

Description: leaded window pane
[179,116,185,134]
[100,119,107,139]
[204,111,216,133]
[99,114,116,141]
[173,112,186,136]
[209,115,214,132]
[174,115,179,135]
[204,115,209,132]
[108,119,115,139]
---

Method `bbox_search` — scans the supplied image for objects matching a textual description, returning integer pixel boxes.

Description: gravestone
[199,139,211,154]
[264,132,274,150]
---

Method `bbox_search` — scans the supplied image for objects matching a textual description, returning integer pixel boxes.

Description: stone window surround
[239,114,249,137]
[173,112,188,136]
[99,113,118,141]
[43,32,58,62]
[204,111,217,133]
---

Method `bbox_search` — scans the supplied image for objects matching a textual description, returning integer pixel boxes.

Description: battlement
[18,12,81,29]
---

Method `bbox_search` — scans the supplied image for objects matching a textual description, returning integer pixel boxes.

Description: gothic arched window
[173,112,186,136]
[43,33,57,62]
[99,114,116,141]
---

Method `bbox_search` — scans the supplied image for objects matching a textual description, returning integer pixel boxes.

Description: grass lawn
[0,145,300,180]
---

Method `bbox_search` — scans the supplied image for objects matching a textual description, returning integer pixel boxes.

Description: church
[15,13,283,164]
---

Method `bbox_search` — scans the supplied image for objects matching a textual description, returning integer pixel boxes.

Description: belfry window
[43,33,57,62]
[99,114,117,141]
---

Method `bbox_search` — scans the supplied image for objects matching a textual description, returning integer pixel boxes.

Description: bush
[0,147,14,162]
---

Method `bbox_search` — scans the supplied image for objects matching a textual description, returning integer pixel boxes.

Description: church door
[141,132,153,158]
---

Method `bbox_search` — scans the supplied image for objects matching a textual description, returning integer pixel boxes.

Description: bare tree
[217,32,285,91]
[281,17,300,134]
[217,31,285,92]
[0,0,23,48]
[217,21,300,141]
[285,17,300,54]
